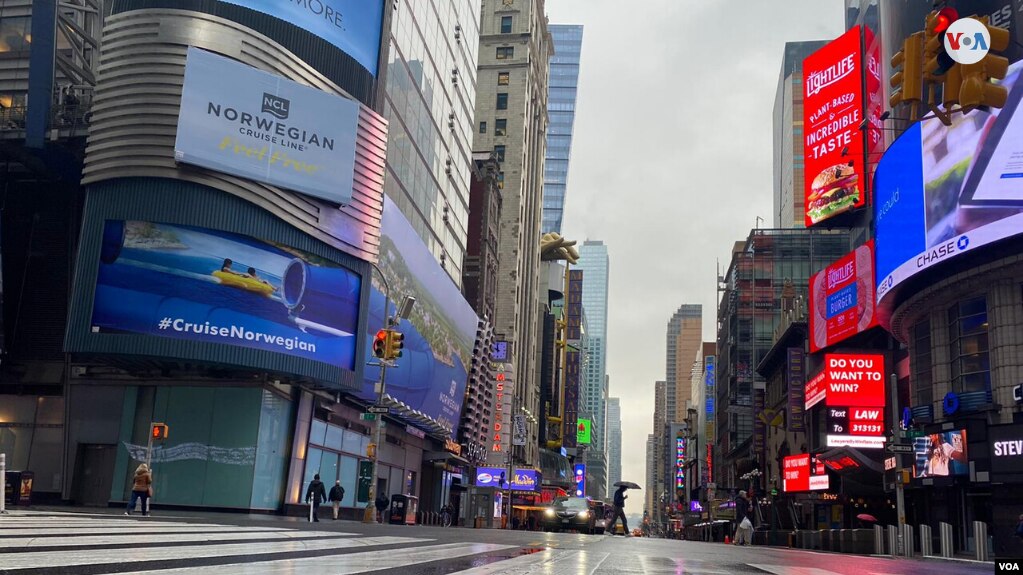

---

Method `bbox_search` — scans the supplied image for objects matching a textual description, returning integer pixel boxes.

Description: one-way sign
[368,406,389,414]
[886,443,914,454]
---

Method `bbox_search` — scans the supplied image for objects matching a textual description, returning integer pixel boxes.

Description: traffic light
[923,7,958,79]
[890,32,924,108]
[366,443,376,458]
[151,423,169,440]
[959,16,1010,110]
[384,330,404,361]
[372,329,388,359]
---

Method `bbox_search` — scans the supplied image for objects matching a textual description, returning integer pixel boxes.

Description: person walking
[608,485,630,536]
[125,464,153,516]
[733,490,753,546]
[328,480,345,520]
[305,474,327,522]
[375,493,390,523]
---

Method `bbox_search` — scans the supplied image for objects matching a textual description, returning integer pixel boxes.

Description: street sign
[368,406,389,414]
[906,430,925,438]
[360,413,377,421]
[886,443,914,453]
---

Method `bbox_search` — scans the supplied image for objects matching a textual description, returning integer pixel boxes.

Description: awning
[423,451,471,465]
[818,446,883,474]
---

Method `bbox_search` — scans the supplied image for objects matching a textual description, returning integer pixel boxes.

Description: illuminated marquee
[675,437,686,489]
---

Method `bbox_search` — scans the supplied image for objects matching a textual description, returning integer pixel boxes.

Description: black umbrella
[613,481,641,489]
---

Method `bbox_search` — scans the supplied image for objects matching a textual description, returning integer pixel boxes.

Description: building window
[497,171,505,188]
[498,72,510,86]
[496,46,514,60]
[496,93,508,110]
[494,145,505,162]
[479,121,487,134]
[947,296,990,395]
[911,319,933,408]
[495,118,507,136]
[500,16,513,34]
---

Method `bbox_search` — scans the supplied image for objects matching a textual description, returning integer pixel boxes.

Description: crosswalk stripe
[442,548,584,575]
[0,534,430,570]
[122,542,518,575]
[0,526,287,536]
[0,529,356,548]
[749,565,852,575]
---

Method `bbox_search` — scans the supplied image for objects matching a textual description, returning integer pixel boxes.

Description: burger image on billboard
[808,162,860,224]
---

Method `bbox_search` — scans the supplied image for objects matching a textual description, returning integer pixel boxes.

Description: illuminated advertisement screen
[91,220,360,368]
[360,197,478,438]
[809,241,878,352]
[574,463,586,498]
[473,467,540,491]
[912,430,968,479]
[782,454,830,492]
[217,0,385,75]
[675,437,686,489]
[802,26,867,226]
[875,61,1023,308]
[174,48,360,206]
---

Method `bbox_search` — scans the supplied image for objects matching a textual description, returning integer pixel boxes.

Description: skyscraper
[542,24,583,235]
[576,240,610,496]
[645,433,655,517]
[474,0,552,468]
[607,396,622,497]
[382,0,483,285]
[772,40,829,229]
[651,380,667,526]
[666,305,703,423]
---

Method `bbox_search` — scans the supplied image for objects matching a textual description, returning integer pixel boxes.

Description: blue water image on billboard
[360,198,478,438]
[219,0,385,76]
[91,221,361,369]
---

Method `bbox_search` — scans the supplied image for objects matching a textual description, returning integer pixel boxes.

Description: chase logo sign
[262,93,290,119]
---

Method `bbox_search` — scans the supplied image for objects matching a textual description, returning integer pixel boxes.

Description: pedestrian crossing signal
[151,423,169,440]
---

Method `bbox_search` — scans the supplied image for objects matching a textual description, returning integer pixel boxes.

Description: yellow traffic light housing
[958,16,1010,110]
[151,423,169,440]
[366,443,376,458]
[372,329,387,359]
[890,32,924,108]
[385,330,404,361]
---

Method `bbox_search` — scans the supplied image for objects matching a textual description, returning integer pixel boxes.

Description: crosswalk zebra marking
[122,542,519,575]
[437,548,592,575]
[750,565,906,575]
[0,529,356,548]
[0,534,430,570]
[0,526,290,536]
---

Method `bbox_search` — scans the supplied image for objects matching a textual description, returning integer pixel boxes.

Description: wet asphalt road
[0,510,998,574]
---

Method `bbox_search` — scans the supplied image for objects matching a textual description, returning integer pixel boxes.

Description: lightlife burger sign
[803,26,867,227]
[809,242,878,353]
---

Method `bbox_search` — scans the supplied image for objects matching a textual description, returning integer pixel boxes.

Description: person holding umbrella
[609,481,640,536]
[856,513,878,528]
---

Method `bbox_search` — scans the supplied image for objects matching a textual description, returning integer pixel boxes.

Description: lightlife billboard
[809,241,878,352]
[803,26,867,227]
[90,220,360,368]
[174,48,360,207]
[875,60,1023,311]
[782,454,830,492]
[217,0,385,75]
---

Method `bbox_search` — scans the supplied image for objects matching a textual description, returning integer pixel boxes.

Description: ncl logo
[944,18,990,65]
[261,93,290,119]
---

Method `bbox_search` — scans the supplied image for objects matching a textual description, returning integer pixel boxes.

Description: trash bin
[389,495,408,525]
[402,495,418,525]
[4,471,33,506]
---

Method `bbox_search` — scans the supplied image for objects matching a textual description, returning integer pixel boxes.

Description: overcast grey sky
[545,1,845,498]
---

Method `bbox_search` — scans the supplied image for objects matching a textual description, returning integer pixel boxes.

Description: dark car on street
[541,496,597,533]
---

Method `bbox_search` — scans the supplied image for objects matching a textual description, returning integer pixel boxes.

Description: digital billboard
[803,26,867,226]
[91,220,360,368]
[576,418,591,445]
[804,353,886,449]
[174,48,360,206]
[474,467,540,491]
[911,430,968,479]
[675,437,686,489]
[217,0,385,75]
[360,197,478,438]
[990,423,1023,478]
[875,60,1023,308]
[782,454,830,492]
[574,463,586,497]
[809,241,878,352]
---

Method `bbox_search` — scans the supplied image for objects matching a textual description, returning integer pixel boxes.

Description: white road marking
[0,529,352,548]
[444,548,584,575]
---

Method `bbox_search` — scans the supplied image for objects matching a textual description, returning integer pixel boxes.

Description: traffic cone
[724,535,731,544]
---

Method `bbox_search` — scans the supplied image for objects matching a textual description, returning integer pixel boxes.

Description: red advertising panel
[810,241,878,352]
[824,353,885,407]
[863,27,884,187]
[783,454,810,492]
[805,370,827,410]
[803,26,866,227]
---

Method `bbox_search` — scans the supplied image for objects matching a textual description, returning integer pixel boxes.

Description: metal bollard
[939,522,953,558]
[874,525,885,555]
[0,453,5,514]
[901,524,914,557]
[974,521,989,562]
[920,524,933,557]
[887,525,898,556]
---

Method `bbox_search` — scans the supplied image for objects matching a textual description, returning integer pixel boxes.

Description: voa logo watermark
[944,18,991,65]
